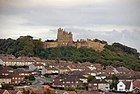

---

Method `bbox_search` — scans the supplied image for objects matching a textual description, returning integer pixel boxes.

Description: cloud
[0,0,134,8]
[0,0,140,52]
[0,0,116,8]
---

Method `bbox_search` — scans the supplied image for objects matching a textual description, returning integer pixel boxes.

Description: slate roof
[90,79,108,84]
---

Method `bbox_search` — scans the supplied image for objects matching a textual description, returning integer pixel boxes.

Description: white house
[117,81,133,92]
[117,81,126,91]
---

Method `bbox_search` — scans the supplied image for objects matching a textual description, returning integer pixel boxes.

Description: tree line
[0,36,140,71]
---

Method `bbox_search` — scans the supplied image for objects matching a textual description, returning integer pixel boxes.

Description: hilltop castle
[43,28,105,52]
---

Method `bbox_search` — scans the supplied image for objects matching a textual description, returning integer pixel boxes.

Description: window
[66,82,70,83]
[120,85,123,87]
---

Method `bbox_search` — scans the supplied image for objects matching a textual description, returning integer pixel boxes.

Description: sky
[0,0,140,52]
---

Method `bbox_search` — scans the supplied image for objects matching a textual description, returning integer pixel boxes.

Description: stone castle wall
[57,28,73,46]
[43,41,58,49]
[43,28,105,51]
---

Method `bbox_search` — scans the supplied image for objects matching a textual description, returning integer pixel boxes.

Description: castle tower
[57,28,73,46]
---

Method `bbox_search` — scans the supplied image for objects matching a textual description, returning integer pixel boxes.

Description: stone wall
[75,39,105,52]
[43,41,58,49]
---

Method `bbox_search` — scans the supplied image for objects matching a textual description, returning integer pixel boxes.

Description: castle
[43,28,105,52]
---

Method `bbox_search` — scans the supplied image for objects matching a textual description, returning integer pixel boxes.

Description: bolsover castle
[43,28,105,52]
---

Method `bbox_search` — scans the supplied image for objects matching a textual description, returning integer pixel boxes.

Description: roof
[24,87,44,94]
[14,68,29,73]
[64,91,77,94]
[0,90,7,94]
[133,81,140,88]
[44,85,50,90]
[116,67,130,72]
[31,88,44,94]
[8,73,25,78]
[8,90,21,94]
[0,75,11,79]
[90,79,108,84]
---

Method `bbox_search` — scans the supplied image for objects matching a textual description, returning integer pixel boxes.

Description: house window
[66,82,70,83]
[106,87,108,89]
[94,87,97,90]
[120,85,123,87]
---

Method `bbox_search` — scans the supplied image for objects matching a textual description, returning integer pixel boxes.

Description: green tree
[110,75,119,90]
[87,75,95,83]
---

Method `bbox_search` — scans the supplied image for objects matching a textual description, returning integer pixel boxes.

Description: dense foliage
[110,75,119,90]
[0,36,140,71]
[0,36,43,57]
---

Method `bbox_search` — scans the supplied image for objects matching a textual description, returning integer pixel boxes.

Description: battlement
[57,28,73,46]
[58,28,72,35]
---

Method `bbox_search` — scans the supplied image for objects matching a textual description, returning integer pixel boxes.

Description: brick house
[88,79,110,91]
[0,75,11,84]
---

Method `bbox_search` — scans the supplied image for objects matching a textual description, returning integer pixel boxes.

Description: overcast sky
[0,0,140,52]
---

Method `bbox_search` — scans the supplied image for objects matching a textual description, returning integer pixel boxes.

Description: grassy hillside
[0,36,140,71]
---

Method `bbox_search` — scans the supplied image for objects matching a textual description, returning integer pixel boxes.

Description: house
[103,66,117,76]
[81,62,96,70]
[67,64,86,72]
[29,63,44,71]
[95,75,106,80]
[0,67,13,76]
[133,80,140,93]
[82,67,96,76]
[62,78,83,88]
[88,79,110,91]
[57,67,70,74]
[105,75,134,84]
[117,81,133,92]
[46,67,59,74]
[0,75,11,84]
[116,67,131,75]
[53,74,84,88]
[0,56,35,66]
[117,81,126,91]
[46,60,57,68]
[0,90,9,94]
[31,88,44,94]
[9,74,25,85]
[14,68,30,76]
